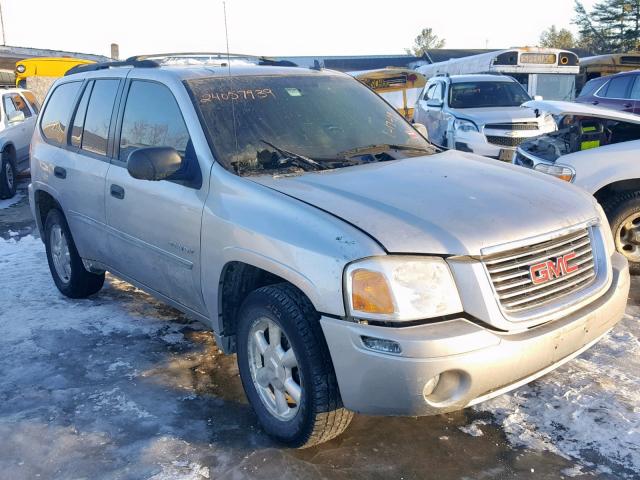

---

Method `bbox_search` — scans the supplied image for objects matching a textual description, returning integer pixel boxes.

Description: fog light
[361,336,401,354]
[423,374,441,397]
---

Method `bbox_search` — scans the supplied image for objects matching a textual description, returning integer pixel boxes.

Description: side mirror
[426,98,444,108]
[7,110,25,124]
[127,146,183,181]
[413,122,429,140]
[533,95,544,101]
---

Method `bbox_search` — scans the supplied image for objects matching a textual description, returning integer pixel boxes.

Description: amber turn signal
[351,269,395,314]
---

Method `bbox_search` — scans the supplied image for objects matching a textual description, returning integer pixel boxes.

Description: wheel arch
[593,178,640,208]
[216,259,321,354]
[32,188,63,238]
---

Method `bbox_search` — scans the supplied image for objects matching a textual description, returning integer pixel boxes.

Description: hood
[453,106,541,125]
[523,100,640,124]
[249,151,599,256]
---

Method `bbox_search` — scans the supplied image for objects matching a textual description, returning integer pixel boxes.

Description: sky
[1,0,599,59]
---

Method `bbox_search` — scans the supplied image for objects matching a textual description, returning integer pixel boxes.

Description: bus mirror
[413,123,429,140]
[534,95,543,101]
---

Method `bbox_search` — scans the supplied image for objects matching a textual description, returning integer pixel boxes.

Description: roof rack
[64,52,298,76]
[65,58,158,76]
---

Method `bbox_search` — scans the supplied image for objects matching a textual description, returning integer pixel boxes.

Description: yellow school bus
[352,68,427,120]
[15,57,95,87]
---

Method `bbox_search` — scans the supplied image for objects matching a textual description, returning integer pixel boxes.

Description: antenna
[222,1,239,154]
[223,1,231,76]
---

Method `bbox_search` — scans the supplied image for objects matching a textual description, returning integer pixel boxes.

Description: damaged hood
[523,100,640,124]
[250,151,599,255]
[453,106,542,125]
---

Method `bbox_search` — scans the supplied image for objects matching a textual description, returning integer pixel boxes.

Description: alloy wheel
[247,317,302,421]
[50,224,72,283]
[616,212,640,263]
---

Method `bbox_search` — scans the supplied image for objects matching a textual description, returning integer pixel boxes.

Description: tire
[44,209,105,298]
[236,283,353,448]
[0,150,17,200]
[602,191,640,275]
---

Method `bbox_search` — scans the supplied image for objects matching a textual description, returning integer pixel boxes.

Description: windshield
[534,74,576,101]
[448,81,531,108]
[186,74,433,176]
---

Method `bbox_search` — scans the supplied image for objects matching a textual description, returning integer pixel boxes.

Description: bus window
[534,74,576,101]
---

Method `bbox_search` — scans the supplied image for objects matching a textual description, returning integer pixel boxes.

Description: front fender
[200,164,385,332]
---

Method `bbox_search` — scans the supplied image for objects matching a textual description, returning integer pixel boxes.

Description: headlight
[16,64,25,74]
[344,256,463,322]
[542,114,557,132]
[533,163,575,182]
[454,118,479,133]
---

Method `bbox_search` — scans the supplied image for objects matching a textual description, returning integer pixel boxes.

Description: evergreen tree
[574,0,640,53]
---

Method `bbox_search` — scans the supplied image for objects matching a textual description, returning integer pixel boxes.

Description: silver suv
[29,55,629,448]
[413,74,556,161]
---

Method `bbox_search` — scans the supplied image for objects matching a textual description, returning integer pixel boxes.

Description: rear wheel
[44,209,105,297]
[236,284,353,448]
[603,191,640,274]
[0,150,16,199]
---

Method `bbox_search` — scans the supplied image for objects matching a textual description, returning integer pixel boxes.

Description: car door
[593,74,635,112]
[105,79,206,314]
[416,81,446,147]
[41,78,121,264]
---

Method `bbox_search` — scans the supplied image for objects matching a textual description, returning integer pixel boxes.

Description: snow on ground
[475,308,640,477]
[2,234,640,479]
[0,192,24,210]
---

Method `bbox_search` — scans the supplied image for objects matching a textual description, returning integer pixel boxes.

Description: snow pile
[479,308,640,477]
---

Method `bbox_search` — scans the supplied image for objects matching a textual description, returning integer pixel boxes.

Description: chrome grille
[485,122,539,131]
[486,135,529,147]
[483,228,596,312]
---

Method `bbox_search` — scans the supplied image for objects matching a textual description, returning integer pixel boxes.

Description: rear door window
[40,82,82,144]
[80,79,120,156]
[602,76,633,99]
[11,94,32,118]
[69,82,93,148]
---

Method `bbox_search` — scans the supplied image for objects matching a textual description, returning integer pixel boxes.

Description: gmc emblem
[530,252,579,285]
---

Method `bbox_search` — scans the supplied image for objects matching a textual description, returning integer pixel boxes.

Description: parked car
[413,74,556,161]
[513,100,640,272]
[29,57,629,448]
[0,87,39,199]
[575,70,640,114]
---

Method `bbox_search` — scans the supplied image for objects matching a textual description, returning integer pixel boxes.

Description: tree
[406,28,445,56]
[539,25,577,48]
[574,0,640,53]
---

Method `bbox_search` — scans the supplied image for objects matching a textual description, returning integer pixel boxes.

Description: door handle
[110,184,125,200]
[592,101,599,105]
[53,166,66,179]
[623,103,632,108]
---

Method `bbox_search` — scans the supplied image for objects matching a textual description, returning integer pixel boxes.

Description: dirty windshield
[186,74,434,176]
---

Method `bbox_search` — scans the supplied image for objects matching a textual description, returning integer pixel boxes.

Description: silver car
[29,55,629,448]
[0,88,39,199]
[413,74,556,161]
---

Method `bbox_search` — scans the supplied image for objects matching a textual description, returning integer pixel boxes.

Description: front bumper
[321,252,629,416]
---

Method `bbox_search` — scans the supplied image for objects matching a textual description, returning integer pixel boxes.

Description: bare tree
[406,28,446,56]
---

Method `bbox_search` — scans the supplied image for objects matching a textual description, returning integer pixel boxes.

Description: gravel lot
[1,178,638,480]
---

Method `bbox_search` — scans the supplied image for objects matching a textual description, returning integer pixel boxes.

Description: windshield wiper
[337,143,433,158]
[260,139,329,171]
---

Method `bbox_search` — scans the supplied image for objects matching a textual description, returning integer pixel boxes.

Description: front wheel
[236,284,353,448]
[604,192,640,274]
[44,209,105,298]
